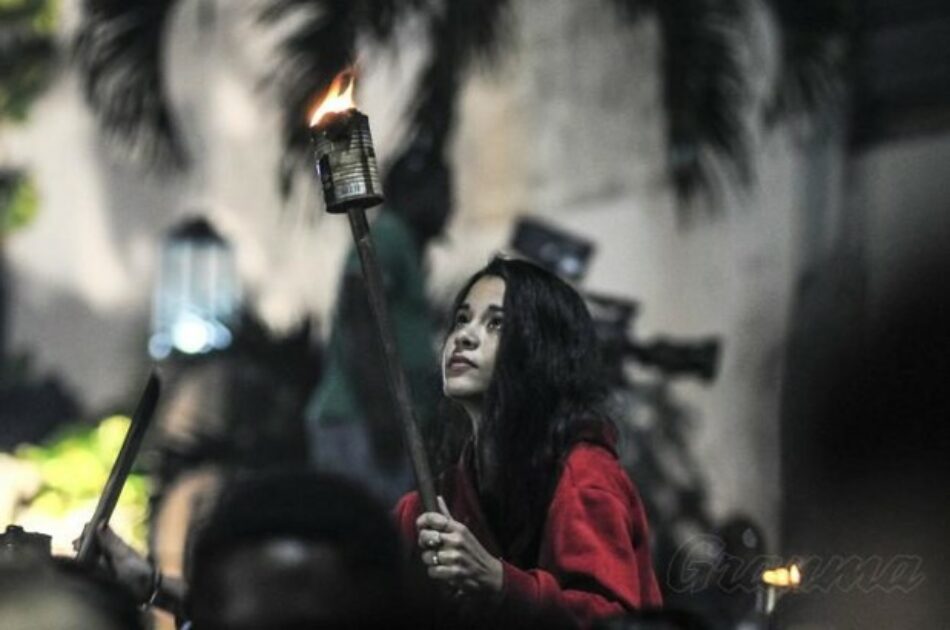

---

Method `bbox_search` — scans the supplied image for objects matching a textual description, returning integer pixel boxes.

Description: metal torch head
[310,108,384,213]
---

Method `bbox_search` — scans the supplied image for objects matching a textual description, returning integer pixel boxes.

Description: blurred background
[1,0,948,628]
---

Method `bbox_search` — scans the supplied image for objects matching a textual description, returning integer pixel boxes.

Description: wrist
[142,566,162,608]
[126,561,155,604]
[490,557,504,593]
[151,574,187,618]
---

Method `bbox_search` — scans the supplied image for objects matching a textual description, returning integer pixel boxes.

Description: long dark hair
[437,257,616,562]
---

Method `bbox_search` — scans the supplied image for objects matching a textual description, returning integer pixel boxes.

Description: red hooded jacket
[394,441,663,627]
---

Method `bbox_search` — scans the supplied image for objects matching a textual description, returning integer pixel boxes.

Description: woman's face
[442,276,506,400]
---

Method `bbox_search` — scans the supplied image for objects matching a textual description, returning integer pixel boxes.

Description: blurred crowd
[0,469,704,630]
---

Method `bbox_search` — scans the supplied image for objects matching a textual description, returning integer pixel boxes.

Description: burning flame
[309,70,357,127]
[762,564,802,588]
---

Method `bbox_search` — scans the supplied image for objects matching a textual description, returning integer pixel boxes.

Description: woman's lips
[446,355,477,373]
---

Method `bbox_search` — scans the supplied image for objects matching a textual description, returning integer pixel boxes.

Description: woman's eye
[454,312,470,327]
[487,318,503,331]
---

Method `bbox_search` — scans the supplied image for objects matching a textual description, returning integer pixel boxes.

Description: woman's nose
[455,327,478,349]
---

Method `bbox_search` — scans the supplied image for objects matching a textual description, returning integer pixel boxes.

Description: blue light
[149,217,240,360]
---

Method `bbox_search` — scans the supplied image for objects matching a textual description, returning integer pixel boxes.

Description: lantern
[149,217,239,359]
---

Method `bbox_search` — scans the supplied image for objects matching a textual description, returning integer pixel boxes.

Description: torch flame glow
[309,70,357,127]
[762,563,802,588]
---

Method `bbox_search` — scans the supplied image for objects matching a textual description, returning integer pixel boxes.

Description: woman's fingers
[417,528,443,550]
[416,508,491,588]
[72,522,94,552]
[437,531,464,548]
[95,525,116,549]
[95,525,133,561]
[427,563,466,580]
[416,512,468,536]
[416,525,468,556]
[416,512,502,593]
[415,511,451,532]
[449,577,480,593]
[422,549,464,566]
[423,549,474,585]
[437,495,453,518]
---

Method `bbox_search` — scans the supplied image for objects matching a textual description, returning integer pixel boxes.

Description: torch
[757,562,802,618]
[309,70,438,513]
[76,371,161,567]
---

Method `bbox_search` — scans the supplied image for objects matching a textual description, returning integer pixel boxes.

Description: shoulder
[550,443,653,544]
[557,442,636,501]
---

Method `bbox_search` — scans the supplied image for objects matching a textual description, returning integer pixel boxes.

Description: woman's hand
[74,524,154,602]
[415,497,503,596]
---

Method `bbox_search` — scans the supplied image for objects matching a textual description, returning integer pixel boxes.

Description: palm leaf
[74,0,186,171]
[405,0,513,154]
[608,0,652,23]
[260,0,400,196]
[0,30,57,122]
[266,0,749,202]
[261,0,467,196]
[0,0,58,122]
[650,0,749,200]
[361,0,428,41]
[0,0,54,24]
[765,0,854,124]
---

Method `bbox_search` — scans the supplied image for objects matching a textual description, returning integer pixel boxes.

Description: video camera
[510,217,721,384]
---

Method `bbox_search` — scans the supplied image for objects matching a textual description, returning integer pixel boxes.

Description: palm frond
[0,6,58,122]
[0,2,56,240]
[262,0,508,195]
[361,0,428,41]
[261,0,366,196]
[0,169,39,234]
[406,0,513,155]
[0,0,53,23]
[652,0,749,201]
[74,0,186,171]
[765,0,854,125]
[607,0,653,23]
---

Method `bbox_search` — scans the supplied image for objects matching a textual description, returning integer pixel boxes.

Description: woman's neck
[459,398,483,442]
[459,397,497,491]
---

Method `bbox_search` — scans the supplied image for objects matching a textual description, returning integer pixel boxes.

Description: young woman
[394,257,663,627]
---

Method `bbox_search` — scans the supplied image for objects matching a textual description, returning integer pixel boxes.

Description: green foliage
[74,0,186,170]
[0,0,59,122]
[0,171,39,234]
[14,415,151,551]
[0,0,57,31]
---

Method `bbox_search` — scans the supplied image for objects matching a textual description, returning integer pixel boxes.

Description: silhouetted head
[186,469,410,629]
[0,558,143,630]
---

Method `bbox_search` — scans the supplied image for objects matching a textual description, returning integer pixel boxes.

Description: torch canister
[310,109,383,213]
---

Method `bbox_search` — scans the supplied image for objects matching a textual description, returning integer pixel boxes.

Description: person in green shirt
[305,143,452,505]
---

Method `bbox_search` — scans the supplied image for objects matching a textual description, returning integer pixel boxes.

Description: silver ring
[432,551,440,566]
